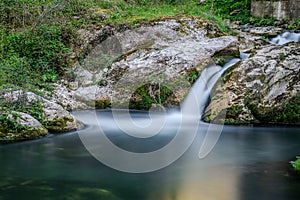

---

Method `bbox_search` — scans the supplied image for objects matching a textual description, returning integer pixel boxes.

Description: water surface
[0,109,299,200]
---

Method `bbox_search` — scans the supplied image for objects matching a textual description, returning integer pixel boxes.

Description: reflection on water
[0,110,300,200]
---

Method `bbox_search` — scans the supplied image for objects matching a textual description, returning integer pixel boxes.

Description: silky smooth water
[0,109,300,200]
[270,31,300,45]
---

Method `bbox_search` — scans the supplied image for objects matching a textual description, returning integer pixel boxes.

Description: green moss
[95,99,111,109]
[226,105,243,119]
[0,111,48,142]
[44,117,74,133]
[245,96,300,124]
[188,70,200,84]
[213,49,240,60]
[68,188,121,200]
[129,83,173,110]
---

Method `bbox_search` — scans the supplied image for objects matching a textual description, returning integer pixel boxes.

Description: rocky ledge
[203,43,300,125]
[55,17,239,110]
[0,91,82,142]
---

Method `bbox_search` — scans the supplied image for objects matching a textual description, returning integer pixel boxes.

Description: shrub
[290,157,300,171]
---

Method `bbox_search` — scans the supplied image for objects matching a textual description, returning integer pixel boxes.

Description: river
[0,109,299,200]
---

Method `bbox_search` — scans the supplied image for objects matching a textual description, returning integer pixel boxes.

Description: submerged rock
[204,43,300,125]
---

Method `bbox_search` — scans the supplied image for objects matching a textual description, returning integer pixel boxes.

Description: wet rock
[0,111,48,141]
[237,30,268,53]
[68,82,79,91]
[3,91,83,132]
[50,84,89,111]
[247,26,283,36]
[204,43,300,125]
[26,92,83,132]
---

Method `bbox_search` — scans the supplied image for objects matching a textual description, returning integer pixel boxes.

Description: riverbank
[1,0,300,142]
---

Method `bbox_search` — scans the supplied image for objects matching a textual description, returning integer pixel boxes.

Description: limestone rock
[72,17,239,108]
[248,27,283,36]
[204,43,300,125]
[50,84,89,111]
[3,91,83,132]
[0,111,48,141]
[26,92,83,132]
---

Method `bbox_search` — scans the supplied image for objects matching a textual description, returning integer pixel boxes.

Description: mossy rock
[128,83,173,110]
[67,188,121,200]
[0,128,48,143]
[95,99,111,109]
[245,96,300,125]
[44,116,78,133]
[0,111,48,143]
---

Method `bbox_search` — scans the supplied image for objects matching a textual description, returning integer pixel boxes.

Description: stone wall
[251,0,300,21]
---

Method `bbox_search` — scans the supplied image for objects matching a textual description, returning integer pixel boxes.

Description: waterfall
[181,58,241,119]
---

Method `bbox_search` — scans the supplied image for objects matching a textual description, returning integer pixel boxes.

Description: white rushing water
[181,58,241,117]
[270,31,300,45]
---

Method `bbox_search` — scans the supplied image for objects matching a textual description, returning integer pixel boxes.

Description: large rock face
[203,43,300,125]
[70,17,239,109]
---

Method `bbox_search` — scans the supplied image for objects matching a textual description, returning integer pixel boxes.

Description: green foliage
[249,16,277,26]
[204,0,251,24]
[188,70,200,84]
[0,24,72,89]
[0,111,29,134]
[290,157,300,171]
[287,19,300,29]
[104,0,229,32]
[0,0,232,92]
[245,96,300,124]
[95,99,111,109]
[0,94,45,123]
[129,83,173,110]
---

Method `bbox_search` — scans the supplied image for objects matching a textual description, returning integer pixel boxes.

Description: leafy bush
[0,112,29,134]
[0,24,72,89]
[291,157,300,171]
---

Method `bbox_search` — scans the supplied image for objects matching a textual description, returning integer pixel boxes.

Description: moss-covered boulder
[0,111,48,142]
[25,92,83,132]
[2,91,83,133]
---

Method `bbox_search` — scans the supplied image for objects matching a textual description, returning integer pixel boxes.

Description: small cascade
[181,57,241,119]
[270,31,300,45]
[240,51,250,60]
